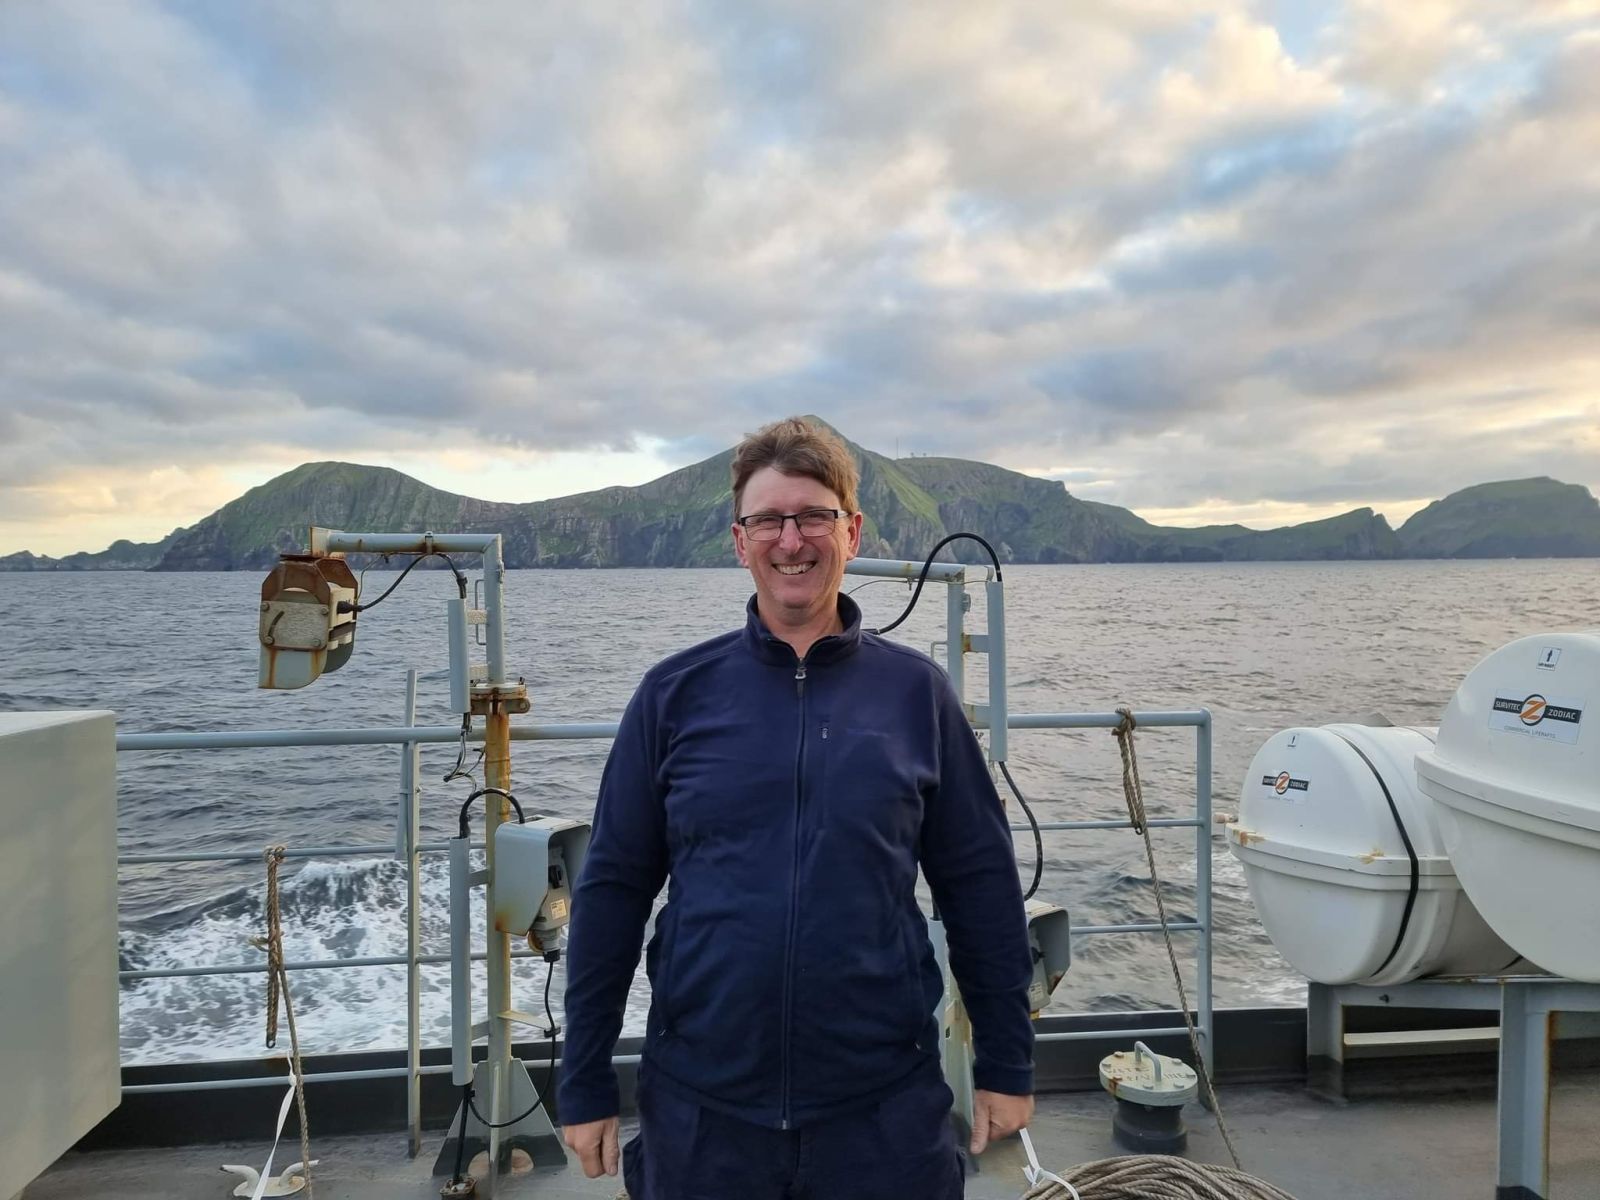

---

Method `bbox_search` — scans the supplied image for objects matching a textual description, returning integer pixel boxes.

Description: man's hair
[730,417,860,517]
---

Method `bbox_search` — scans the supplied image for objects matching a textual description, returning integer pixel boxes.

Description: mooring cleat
[220,1159,317,1196]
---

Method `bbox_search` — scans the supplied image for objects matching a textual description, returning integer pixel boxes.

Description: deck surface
[22,1074,1600,1200]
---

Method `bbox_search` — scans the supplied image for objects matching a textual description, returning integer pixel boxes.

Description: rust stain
[1358,846,1384,864]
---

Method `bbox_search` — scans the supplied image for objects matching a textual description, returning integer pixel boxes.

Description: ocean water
[0,559,1593,1065]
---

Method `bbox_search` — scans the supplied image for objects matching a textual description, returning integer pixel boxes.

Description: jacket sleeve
[918,676,1035,1097]
[558,680,669,1125]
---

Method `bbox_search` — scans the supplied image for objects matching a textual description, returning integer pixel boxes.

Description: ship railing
[114,694,1214,1155]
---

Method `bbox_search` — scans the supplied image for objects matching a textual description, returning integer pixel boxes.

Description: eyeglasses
[736,508,849,541]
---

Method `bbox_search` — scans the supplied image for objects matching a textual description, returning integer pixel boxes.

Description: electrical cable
[466,957,560,1130]
[998,760,1045,901]
[878,533,1031,896]
[457,787,525,839]
[870,532,1002,636]
[442,714,486,784]
[349,551,467,613]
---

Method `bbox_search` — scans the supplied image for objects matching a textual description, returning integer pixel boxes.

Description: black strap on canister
[1332,731,1421,977]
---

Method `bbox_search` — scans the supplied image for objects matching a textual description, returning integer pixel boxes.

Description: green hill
[1398,477,1600,558]
[5,438,1597,570]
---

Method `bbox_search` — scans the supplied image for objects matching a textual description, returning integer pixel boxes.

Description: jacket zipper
[780,657,807,1130]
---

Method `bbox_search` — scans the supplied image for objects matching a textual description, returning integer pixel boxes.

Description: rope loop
[1112,706,1147,835]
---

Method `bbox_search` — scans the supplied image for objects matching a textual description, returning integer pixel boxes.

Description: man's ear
[845,510,863,559]
[732,523,750,567]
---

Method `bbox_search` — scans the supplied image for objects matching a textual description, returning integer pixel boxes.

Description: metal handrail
[118,841,478,865]
[106,557,1217,1150]
[113,705,1214,1069]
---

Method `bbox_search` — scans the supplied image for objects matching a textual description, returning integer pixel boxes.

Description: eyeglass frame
[734,507,852,541]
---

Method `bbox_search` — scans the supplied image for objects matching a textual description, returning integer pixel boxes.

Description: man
[559,417,1034,1199]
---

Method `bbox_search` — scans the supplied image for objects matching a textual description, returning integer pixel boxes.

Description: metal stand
[434,1057,565,1181]
[1308,977,1600,1199]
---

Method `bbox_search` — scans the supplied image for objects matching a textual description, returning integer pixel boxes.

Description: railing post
[400,669,423,1157]
[1196,710,1215,1089]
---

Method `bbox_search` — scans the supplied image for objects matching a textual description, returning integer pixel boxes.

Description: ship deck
[23,1070,1600,1200]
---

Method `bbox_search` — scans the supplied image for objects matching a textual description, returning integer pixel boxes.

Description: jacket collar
[742,592,864,667]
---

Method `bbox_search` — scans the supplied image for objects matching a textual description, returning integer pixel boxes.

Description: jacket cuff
[556,1075,620,1126]
[973,1061,1034,1097]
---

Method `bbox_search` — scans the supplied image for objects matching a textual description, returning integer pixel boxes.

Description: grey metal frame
[111,555,1219,1153]
[1309,978,1600,1200]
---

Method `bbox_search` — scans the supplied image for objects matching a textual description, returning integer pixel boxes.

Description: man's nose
[776,518,807,552]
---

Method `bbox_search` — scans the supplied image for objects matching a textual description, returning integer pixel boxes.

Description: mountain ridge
[5,444,1597,570]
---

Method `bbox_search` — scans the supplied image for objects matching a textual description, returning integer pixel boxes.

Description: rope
[1111,709,1242,1171]
[248,845,314,1199]
[1022,1154,1299,1200]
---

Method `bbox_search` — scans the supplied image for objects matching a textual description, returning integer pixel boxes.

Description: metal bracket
[470,683,531,716]
[500,1009,558,1036]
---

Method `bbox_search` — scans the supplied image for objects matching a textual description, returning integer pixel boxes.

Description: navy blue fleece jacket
[558,593,1033,1129]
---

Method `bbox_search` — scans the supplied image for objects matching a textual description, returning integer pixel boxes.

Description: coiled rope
[1021,1154,1299,1200]
[248,844,314,1199]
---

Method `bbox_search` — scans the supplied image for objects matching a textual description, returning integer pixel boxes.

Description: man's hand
[562,1116,620,1178]
[969,1089,1034,1155]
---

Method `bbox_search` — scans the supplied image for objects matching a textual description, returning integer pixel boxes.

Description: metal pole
[945,578,966,703]
[117,721,620,751]
[1497,981,1552,1199]
[1196,711,1215,1087]
[483,702,514,1180]
[484,535,508,687]
[984,579,1007,763]
[402,669,422,1158]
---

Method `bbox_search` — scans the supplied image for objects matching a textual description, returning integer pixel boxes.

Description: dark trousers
[622,1066,964,1200]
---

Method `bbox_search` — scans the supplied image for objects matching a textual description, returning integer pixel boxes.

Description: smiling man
[559,417,1035,1199]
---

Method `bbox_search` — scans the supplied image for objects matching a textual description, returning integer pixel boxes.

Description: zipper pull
[795,662,807,696]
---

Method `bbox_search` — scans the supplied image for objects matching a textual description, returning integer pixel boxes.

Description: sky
[2,1,1598,557]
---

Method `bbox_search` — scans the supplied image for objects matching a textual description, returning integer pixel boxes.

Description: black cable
[442,714,487,784]
[870,532,1002,636]
[467,957,560,1129]
[350,551,467,613]
[998,759,1044,901]
[457,786,525,839]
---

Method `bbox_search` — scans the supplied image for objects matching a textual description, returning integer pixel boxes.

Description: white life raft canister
[1228,723,1518,987]
[1416,631,1599,982]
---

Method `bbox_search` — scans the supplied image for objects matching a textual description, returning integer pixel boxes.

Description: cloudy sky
[3,1,1598,556]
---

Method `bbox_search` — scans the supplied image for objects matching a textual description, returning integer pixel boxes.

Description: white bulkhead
[1228,723,1519,987]
[0,712,122,1192]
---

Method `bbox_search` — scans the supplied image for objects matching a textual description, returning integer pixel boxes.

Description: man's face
[733,466,863,628]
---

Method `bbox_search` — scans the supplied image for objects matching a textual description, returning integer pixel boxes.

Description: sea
[0,559,1593,1065]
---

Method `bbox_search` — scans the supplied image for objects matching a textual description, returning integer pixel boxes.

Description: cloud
[1,0,1598,555]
